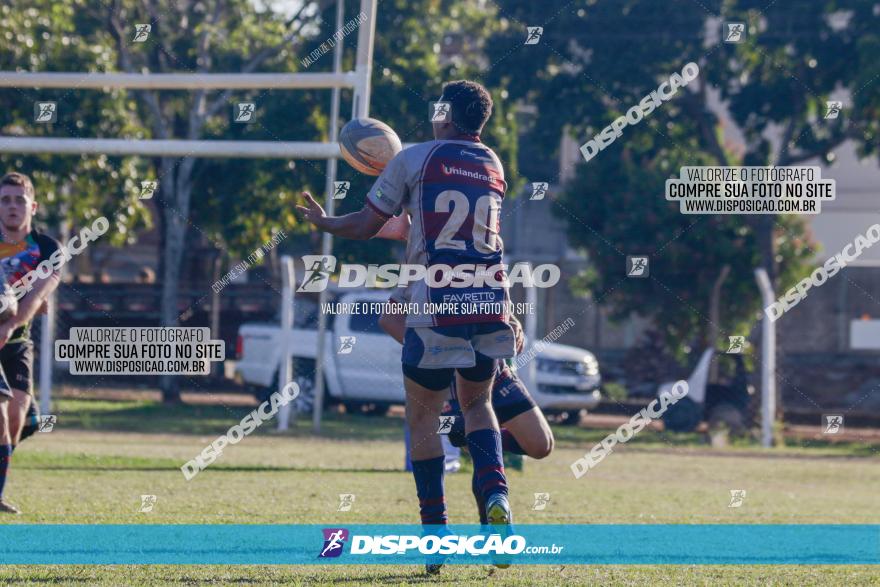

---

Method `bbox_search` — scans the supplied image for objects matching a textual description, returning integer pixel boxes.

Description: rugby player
[380,304,554,515]
[298,81,516,565]
[375,212,554,521]
[0,172,62,514]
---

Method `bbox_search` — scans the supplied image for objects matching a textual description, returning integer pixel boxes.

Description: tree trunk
[158,156,194,404]
[708,265,731,382]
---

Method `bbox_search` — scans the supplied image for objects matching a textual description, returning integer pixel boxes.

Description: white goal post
[0,0,377,157]
[754,268,777,448]
[0,0,378,421]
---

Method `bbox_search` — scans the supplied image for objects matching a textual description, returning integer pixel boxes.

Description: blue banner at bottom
[0,524,877,565]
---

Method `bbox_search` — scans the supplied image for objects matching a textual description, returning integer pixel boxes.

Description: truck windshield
[290,298,334,330]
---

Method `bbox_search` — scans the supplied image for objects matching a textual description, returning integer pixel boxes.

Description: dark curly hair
[440,80,493,135]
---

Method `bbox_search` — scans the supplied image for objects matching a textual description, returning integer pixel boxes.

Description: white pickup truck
[235,291,601,420]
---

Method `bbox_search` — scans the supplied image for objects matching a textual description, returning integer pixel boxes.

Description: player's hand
[510,316,524,355]
[295,192,326,227]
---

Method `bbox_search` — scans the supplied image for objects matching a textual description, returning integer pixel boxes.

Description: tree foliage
[0,0,151,246]
[484,0,879,355]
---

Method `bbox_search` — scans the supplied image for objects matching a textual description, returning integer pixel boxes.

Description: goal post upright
[312,0,376,433]
[351,0,378,119]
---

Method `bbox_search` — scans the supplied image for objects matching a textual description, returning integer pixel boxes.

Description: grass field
[1,393,879,585]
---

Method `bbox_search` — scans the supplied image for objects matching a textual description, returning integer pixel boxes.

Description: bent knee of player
[510,411,554,459]
[538,429,555,459]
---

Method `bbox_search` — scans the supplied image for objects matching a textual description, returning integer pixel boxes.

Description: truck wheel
[256,366,324,415]
[342,401,361,414]
[363,403,390,417]
[561,409,584,426]
[341,401,389,416]
[291,372,315,414]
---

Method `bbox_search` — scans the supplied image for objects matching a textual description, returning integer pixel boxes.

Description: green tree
[484,0,877,360]
[99,0,342,402]
[0,0,151,249]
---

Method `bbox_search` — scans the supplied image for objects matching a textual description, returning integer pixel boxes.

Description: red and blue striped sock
[466,429,508,502]
[501,429,526,455]
[411,455,447,525]
[0,444,12,500]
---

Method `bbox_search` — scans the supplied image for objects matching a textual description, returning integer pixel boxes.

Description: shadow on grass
[552,421,880,457]
[0,568,471,585]
[54,397,405,442]
[52,397,880,458]
[20,465,401,474]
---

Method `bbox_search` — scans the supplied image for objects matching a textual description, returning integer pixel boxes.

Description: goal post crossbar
[0,71,360,90]
[0,136,414,158]
[0,0,377,160]
[0,69,364,158]
[0,137,344,158]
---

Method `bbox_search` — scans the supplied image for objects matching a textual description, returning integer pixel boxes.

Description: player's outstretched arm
[372,212,411,241]
[0,272,60,349]
[296,191,387,240]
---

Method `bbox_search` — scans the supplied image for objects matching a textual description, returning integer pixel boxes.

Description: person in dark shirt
[0,172,62,514]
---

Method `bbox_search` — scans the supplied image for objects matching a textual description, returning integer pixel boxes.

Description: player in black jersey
[0,172,63,514]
